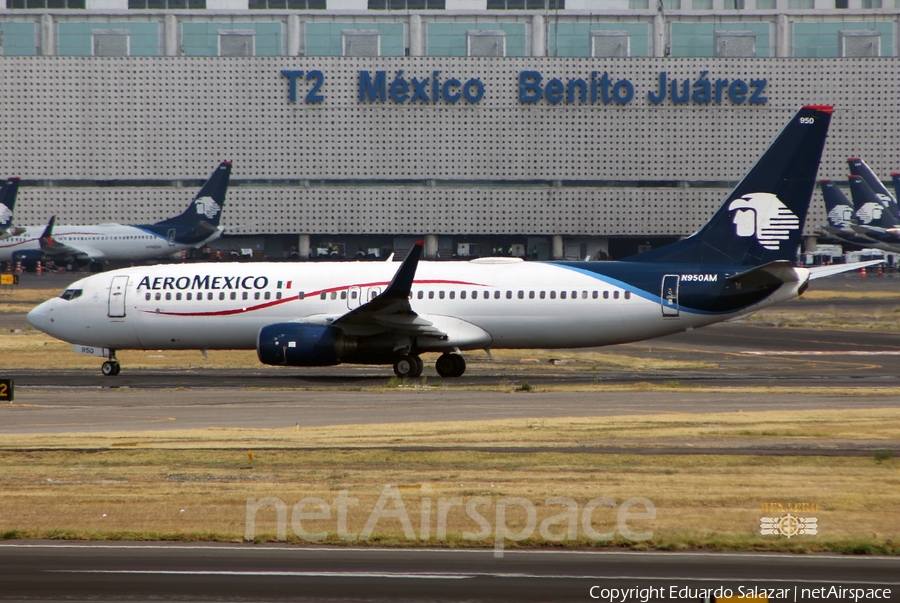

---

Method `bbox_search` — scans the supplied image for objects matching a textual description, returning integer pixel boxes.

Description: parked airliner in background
[0,162,231,271]
[0,177,24,241]
[28,106,879,377]
[818,179,896,251]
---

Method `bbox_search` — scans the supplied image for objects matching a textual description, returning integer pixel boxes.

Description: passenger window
[540,291,546,299]
[460,291,466,299]
[230,292,236,300]
[298,292,305,300]
[176,292,182,301]
[320,292,327,300]
[518,291,524,299]
[187,293,192,301]
[439,291,445,299]
[417,291,423,300]
[428,291,434,299]
[449,291,456,299]
[207,292,213,301]
[583,291,588,299]
[255,292,260,300]
[603,291,609,299]
[276,292,282,300]
[624,291,631,300]
[145,292,151,301]
[472,291,478,299]
[528,291,534,299]
[155,292,161,301]
[613,291,620,299]
[242,292,248,301]
[330,292,337,300]
[265,292,271,300]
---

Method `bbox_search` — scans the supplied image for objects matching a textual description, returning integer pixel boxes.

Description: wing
[38,216,104,261]
[330,242,447,339]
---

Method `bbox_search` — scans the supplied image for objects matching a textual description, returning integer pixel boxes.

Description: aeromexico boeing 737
[0,162,231,271]
[28,106,876,377]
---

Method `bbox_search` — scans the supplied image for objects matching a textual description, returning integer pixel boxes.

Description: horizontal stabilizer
[808,259,884,280]
[727,260,801,288]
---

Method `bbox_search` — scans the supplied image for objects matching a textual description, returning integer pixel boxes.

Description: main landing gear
[101,350,121,376]
[435,353,466,378]
[393,353,467,378]
[393,354,424,378]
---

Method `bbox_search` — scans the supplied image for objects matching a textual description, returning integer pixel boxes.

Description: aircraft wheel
[451,354,466,377]
[101,360,121,377]
[393,355,417,378]
[412,355,424,378]
[436,353,466,378]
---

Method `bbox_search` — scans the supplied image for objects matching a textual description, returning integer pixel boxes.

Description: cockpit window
[60,289,83,301]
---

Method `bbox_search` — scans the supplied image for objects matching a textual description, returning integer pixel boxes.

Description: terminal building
[2,2,900,260]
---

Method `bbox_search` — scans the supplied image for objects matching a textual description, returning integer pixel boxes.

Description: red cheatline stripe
[141,279,488,318]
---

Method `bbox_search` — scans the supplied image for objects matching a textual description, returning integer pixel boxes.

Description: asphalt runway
[1,542,898,603]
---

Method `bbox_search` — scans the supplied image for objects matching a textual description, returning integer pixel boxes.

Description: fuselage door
[167,228,176,246]
[108,275,129,318]
[347,286,361,309]
[661,274,680,318]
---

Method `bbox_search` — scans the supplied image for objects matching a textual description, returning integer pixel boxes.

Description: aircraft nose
[26,301,51,333]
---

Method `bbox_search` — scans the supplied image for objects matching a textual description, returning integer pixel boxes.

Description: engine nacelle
[257,323,343,367]
[11,249,43,269]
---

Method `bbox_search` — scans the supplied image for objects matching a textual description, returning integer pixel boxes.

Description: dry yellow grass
[2,408,899,450]
[1,447,897,552]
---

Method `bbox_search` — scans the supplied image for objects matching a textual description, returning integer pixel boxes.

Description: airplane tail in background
[628,105,833,266]
[153,161,232,237]
[820,180,856,229]
[848,157,899,216]
[849,175,900,229]
[0,177,21,231]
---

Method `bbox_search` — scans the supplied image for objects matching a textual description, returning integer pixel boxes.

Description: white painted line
[47,570,900,586]
[741,351,900,356]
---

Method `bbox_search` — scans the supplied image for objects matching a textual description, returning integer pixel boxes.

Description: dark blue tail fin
[820,180,856,228]
[891,171,900,205]
[154,161,232,231]
[0,177,20,230]
[849,175,900,228]
[848,158,898,216]
[628,105,833,265]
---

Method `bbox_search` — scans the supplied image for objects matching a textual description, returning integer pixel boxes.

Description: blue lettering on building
[359,70,484,104]
[280,69,768,106]
[647,71,767,105]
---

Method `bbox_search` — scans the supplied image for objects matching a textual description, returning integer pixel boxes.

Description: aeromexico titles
[28,105,879,378]
[0,162,231,271]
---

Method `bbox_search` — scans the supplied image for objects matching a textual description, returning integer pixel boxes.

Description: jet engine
[257,323,344,367]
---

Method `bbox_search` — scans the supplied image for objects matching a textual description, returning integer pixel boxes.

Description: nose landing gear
[101,350,121,376]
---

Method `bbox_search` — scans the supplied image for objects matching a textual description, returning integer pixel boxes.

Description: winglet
[380,241,424,300]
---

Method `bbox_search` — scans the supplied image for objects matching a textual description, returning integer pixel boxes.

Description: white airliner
[0,162,231,271]
[27,106,877,377]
